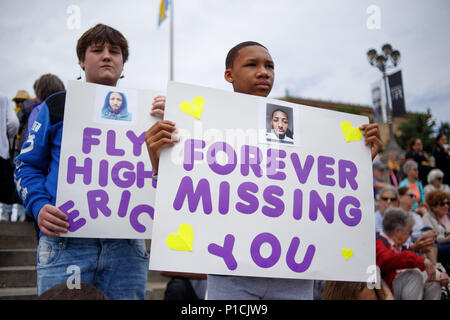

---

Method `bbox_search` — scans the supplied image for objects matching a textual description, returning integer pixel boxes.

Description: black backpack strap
[45,91,66,125]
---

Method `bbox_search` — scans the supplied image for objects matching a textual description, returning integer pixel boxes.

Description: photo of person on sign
[266,104,294,144]
[101,91,132,121]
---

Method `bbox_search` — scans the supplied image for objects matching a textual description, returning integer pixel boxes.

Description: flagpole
[169,0,174,81]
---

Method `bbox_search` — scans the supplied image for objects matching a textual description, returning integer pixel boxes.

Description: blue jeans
[207,275,313,300]
[37,236,149,299]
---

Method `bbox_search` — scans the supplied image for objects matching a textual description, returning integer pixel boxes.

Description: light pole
[367,44,403,159]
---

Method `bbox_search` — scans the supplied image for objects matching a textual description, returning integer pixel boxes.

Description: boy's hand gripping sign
[56,81,161,239]
[150,82,375,281]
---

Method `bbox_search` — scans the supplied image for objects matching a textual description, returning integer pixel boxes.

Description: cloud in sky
[0,0,449,123]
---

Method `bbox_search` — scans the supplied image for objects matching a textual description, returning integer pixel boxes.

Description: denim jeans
[36,235,149,299]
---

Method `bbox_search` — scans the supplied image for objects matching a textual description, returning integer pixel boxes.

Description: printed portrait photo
[101,91,132,122]
[264,103,298,146]
[93,86,138,126]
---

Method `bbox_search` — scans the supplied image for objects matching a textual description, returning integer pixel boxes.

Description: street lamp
[367,43,403,159]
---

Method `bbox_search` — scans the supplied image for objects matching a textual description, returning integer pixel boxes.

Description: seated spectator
[405,137,434,186]
[423,190,450,272]
[387,155,400,187]
[376,207,448,300]
[399,160,425,211]
[398,187,438,264]
[321,281,393,300]
[160,271,207,300]
[424,169,450,198]
[375,186,399,233]
[433,134,450,185]
[373,161,390,201]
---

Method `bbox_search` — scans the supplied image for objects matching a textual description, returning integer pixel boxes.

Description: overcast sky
[1,0,449,125]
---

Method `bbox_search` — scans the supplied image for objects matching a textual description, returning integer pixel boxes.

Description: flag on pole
[158,0,170,27]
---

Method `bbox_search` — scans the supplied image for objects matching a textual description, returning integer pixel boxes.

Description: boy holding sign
[146,42,382,299]
[14,24,149,299]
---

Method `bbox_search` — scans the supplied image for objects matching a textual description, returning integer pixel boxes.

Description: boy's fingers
[147,130,174,146]
[150,109,164,117]
[153,95,166,102]
[40,226,60,238]
[147,121,176,135]
[149,138,175,151]
[42,219,68,234]
[45,205,68,221]
[44,212,70,229]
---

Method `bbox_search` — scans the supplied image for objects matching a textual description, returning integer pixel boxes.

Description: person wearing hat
[11,90,33,114]
[373,161,390,201]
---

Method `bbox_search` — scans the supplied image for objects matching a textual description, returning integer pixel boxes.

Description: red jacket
[376,233,425,290]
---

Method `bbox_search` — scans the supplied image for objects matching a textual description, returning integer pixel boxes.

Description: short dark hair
[225,41,267,69]
[426,189,448,208]
[38,282,109,300]
[77,23,129,64]
[397,187,409,197]
[271,108,288,120]
[34,74,65,101]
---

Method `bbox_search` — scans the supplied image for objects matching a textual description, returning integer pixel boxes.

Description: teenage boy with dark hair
[14,24,149,300]
[145,41,383,299]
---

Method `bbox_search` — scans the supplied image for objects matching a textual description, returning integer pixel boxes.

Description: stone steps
[0,221,169,300]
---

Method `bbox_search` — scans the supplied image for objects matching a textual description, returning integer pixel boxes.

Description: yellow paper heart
[166,223,194,252]
[179,96,205,120]
[342,248,353,260]
[340,121,363,142]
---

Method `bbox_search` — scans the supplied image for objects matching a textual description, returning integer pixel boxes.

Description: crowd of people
[1,22,449,301]
[370,144,450,300]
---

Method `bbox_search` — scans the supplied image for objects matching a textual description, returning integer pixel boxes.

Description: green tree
[395,108,436,153]
[437,121,450,139]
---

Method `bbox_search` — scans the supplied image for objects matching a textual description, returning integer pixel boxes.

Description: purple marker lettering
[126,130,145,157]
[207,234,238,271]
[218,181,230,215]
[58,200,86,232]
[262,185,284,218]
[250,232,281,269]
[240,145,263,178]
[339,196,362,227]
[267,149,286,180]
[118,190,131,218]
[293,188,303,220]
[338,159,358,190]
[183,139,206,171]
[106,130,125,156]
[98,160,109,187]
[235,182,259,214]
[173,176,212,214]
[82,127,101,154]
[317,156,335,186]
[207,142,237,175]
[67,156,92,185]
[290,153,314,184]
[111,161,135,188]
[136,162,153,188]
[87,189,111,219]
[309,190,334,224]
[129,204,154,233]
[286,237,316,273]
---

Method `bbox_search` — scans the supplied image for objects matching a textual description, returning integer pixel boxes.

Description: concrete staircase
[0,221,169,300]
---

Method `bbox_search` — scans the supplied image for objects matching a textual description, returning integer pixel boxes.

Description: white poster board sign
[150,82,375,281]
[56,81,161,239]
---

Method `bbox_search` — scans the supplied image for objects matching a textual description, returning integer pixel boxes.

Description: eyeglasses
[436,177,443,181]
[381,197,398,202]
[439,201,449,207]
